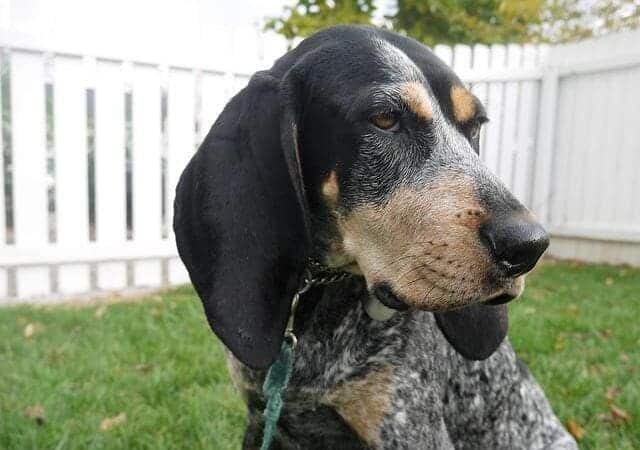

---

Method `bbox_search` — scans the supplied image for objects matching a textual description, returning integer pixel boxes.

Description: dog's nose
[480,216,549,277]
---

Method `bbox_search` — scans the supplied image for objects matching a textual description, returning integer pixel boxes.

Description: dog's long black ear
[434,304,508,360]
[173,71,308,369]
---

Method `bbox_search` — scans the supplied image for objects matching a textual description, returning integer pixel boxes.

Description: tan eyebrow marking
[321,170,340,207]
[400,81,433,122]
[450,85,477,123]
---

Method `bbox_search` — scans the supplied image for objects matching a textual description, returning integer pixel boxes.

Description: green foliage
[265,0,376,41]
[1,261,639,448]
[392,0,544,46]
[265,0,640,46]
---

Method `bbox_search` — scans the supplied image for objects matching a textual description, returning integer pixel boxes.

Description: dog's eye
[370,113,400,132]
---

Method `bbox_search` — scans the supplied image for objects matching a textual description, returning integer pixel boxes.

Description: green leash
[259,266,352,450]
[260,271,308,450]
[260,340,294,450]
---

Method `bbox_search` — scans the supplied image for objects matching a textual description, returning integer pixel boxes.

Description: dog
[174,25,577,449]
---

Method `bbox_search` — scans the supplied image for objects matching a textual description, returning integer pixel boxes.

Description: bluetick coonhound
[174,25,577,449]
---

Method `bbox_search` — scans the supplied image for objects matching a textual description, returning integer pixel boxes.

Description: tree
[265,0,640,45]
[392,0,544,46]
[265,0,376,41]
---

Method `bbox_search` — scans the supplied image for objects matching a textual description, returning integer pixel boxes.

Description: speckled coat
[230,278,577,449]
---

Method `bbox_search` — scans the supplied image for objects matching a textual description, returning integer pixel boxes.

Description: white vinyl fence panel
[534,31,640,264]
[0,31,267,304]
[1,28,640,304]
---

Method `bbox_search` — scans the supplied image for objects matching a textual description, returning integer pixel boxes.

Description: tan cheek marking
[322,366,394,446]
[450,85,476,123]
[321,170,340,207]
[339,175,491,310]
[400,81,432,121]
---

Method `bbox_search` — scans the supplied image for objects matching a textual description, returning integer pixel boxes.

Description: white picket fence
[1,28,639,304]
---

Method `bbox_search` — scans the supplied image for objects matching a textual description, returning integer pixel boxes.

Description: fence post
[531,64,559,225]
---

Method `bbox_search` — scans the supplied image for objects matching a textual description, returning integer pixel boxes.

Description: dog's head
[174,26,549,369]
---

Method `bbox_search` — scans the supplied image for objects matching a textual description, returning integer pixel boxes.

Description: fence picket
[512,44,539,206]
[131,63,163,287]
[54,55,91,295]
[594,69,624,230]
[550,76,575,226]
[531,67,558,222]
[578,74,605,228]
[94,59,127,290]
[11,51,50,298]
[470,45,490,161]
[453,44,472,73]
[482,45,506,176]
[497,45,522,190]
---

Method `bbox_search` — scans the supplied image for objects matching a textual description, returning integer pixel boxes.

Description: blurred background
[0,1,638,449]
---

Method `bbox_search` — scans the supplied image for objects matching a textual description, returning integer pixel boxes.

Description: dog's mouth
[372,283,410,311]
[481,276,526,305]
[482,292,517,305]
[370,276,524,312]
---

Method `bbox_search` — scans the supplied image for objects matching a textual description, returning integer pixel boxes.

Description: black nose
[480,216,549,277]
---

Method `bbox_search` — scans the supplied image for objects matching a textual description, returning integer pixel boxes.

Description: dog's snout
[480,217,549,277]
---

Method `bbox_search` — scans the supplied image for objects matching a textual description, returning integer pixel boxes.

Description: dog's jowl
[174,25,577,449]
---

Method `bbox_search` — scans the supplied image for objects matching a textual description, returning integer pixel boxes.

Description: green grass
[0,261,638,449]
[509,260,639,449]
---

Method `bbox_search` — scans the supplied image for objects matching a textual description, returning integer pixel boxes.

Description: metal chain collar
[283,260,352,348]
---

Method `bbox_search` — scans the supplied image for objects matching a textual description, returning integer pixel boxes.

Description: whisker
[421,284,438,304]
[398,240,448,250]
[395,257,438,282]
[379,251,435,272]
[400,274,455,294]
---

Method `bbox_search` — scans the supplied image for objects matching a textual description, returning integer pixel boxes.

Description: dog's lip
[371,278,523,309]
[371,283,410,311]
[482,292,517,305]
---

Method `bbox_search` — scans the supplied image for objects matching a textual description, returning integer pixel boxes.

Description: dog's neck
[299,260,397,323]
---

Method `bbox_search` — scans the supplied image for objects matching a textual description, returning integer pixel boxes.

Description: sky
[0,0,295,71]
[0,0,397,72]
[3,0,290,31]
[1,0,398,34]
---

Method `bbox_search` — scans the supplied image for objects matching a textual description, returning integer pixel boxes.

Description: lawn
[0,261,638,449]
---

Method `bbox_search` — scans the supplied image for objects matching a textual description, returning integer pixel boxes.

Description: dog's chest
[226,287,453,447]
